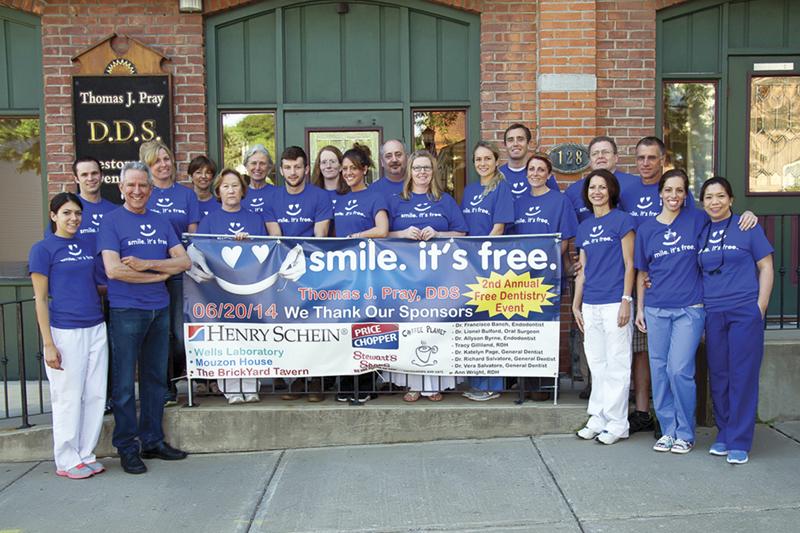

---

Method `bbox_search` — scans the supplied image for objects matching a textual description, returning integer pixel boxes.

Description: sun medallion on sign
[105,59,137,75]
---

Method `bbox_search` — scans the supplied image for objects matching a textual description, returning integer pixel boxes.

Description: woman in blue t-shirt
[459,141,514,401]
[334,143,388,238]
[197,169,267,404]
[140,140,201,406]
[634,169,708,454]
[30,193,108,479]
[572,169,635,445]
[697,177,773,465]
[388,150,467,402]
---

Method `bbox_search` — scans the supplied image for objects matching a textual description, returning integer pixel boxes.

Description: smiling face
[411,157,433,193]
[473,146,498,183]
[382,140,408,181]
[218,173,244,211]
[589,141,618,173]
[587,176,610,209]
[660,176,687,215]
[636,144,664,184]
[74,161,102,196]
[341,157,367,192]
[504,127,530,166]
[527,157,551,193]
[149,148,173,186]
[191,166,214,192]
[703,183,733,222]
[246,151,271,186]
[319,149,342,181]
[51,200,82,238]
[119,169,152,214]
[280,157,308,192]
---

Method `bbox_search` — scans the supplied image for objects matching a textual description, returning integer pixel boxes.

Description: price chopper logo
[351,323,399,350]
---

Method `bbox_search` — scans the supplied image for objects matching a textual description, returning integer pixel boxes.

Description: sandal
[403,391,421,402]
[428,392,444,402]
[209,382,220,395]
[195,382,208,394]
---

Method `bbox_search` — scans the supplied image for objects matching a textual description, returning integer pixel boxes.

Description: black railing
[1,297,47,427]
[760,214,799,329]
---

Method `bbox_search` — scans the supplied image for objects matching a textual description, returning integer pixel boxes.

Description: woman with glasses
[697,176,773,465]
[140,140,201,406]
[310,145,344,196]
[388,149,468,401]
[572,169,635,445]
[458,141,514,401]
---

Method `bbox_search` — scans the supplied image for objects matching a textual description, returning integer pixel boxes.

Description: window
[662,82,717,198]
[412,110,467,203]
[307,129,382,183]
[221,111,276,184]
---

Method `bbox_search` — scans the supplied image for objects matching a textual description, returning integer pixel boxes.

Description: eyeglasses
[412,165,433,172]
[590,149,614,158]
[699,216,732,275]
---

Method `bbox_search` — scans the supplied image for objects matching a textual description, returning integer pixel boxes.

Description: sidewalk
[2,423,799,532]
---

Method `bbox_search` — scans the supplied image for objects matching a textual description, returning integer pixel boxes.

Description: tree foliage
[0,118,40,175]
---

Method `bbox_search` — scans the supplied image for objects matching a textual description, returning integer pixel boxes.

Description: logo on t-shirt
[140,224,156,237]
[156,198,174,208]
[511,183,528,195]
[91,213,103,226]
[525,206,542,217]
[414,202,431,212]
[286,203,302,216]
[228,222,244,234]
[637,196,654,209]
[68,244,82,256]
[469,194,484,206]
[345,199,359,211]
[249,199,264,209]
[589,225,604,238]
[709,230,723,244]
[662,229,681,246]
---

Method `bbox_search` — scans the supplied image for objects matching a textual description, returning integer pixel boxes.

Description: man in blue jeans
[99,161,191,474]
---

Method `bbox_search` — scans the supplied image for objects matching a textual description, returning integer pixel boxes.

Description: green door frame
[206,0,481,182]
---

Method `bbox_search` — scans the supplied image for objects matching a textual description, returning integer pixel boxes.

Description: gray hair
[243,144,274,167]
[120,161,153,186]
[379,139,407,159]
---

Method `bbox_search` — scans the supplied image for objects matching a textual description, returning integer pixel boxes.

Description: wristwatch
[622,295,633,303]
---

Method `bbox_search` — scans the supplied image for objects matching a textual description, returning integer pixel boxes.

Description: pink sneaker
[56,463,94,479]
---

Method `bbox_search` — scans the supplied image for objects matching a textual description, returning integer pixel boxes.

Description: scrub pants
[644,306,705,442]
[46,323,108,471]
[705,303,765,452]
[582,302,632,438]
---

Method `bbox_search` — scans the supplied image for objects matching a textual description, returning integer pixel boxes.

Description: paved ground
[2,424,799,533]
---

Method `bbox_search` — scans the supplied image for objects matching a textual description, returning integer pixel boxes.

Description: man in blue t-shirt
[265,146,333,238]
[499,123,559,199]
[369,139,408,196]
[99,162,191,475]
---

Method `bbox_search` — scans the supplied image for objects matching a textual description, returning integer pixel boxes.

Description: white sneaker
[653,435,675,452]
[576,426,599,440]
[465,390,500,401]
[595,430,622,445]
[228,395,245,404]
[244,394,261,403]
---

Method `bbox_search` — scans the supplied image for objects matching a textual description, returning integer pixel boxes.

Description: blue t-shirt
[242,184,276,219]
[564,170,637,224]
[388,192,469,233]
[198,197,222,218]
[697,214,774,312]
[333,189,389,237]
[459,180,514,236]
[512,189,578,240]
[45,197,118,285]
[29,236,104,329]
[263,183,334,237]
[499,163,559,200]
[197,208,267,237]
[146,182,202,238]
[97,208,181,310]
[634,208,709,308]
[575,209,636,305]
[619,178,696,229]
[368,176,405,196]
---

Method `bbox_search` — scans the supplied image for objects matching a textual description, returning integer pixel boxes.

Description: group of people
[30,125,774,480]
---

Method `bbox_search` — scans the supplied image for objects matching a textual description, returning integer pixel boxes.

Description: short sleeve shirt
[575,209,636,305]
[262,184,333,237]
[197,208,267,237]
[459,180,514,236]
[512,189,578,239]
[333,189,389,237]
[146,183,202,238]
[388,192,469,233]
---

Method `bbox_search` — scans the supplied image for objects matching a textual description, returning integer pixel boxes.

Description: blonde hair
[212,168,249,202]
[139,140,176,182]
[401,149,443,202]
[472,140,505,197]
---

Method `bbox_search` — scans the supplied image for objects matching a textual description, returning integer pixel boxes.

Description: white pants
[390,373,456,396]
[46,323,108,471]
[218,378,260,398]
[582,303,632,437]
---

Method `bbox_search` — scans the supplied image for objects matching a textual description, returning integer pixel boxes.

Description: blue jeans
[109,306,169,455]
[645,306,705,442]
[166,275,185,395]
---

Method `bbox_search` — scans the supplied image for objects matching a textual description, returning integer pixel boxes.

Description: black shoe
[653,419,662,440]
[120,452,147,474]
[164,392,178,407]
[141,441,187,461]
[579,385,591,400]
[628,410,655,433]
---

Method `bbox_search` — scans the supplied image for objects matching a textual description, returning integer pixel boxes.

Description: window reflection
[221,112,276,184]
[413,110,467,203]
[662,83,716,198]
[749,76,800,194]
[308,130,381,182]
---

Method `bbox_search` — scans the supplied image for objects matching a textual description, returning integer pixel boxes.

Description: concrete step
[0,389,590,462]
